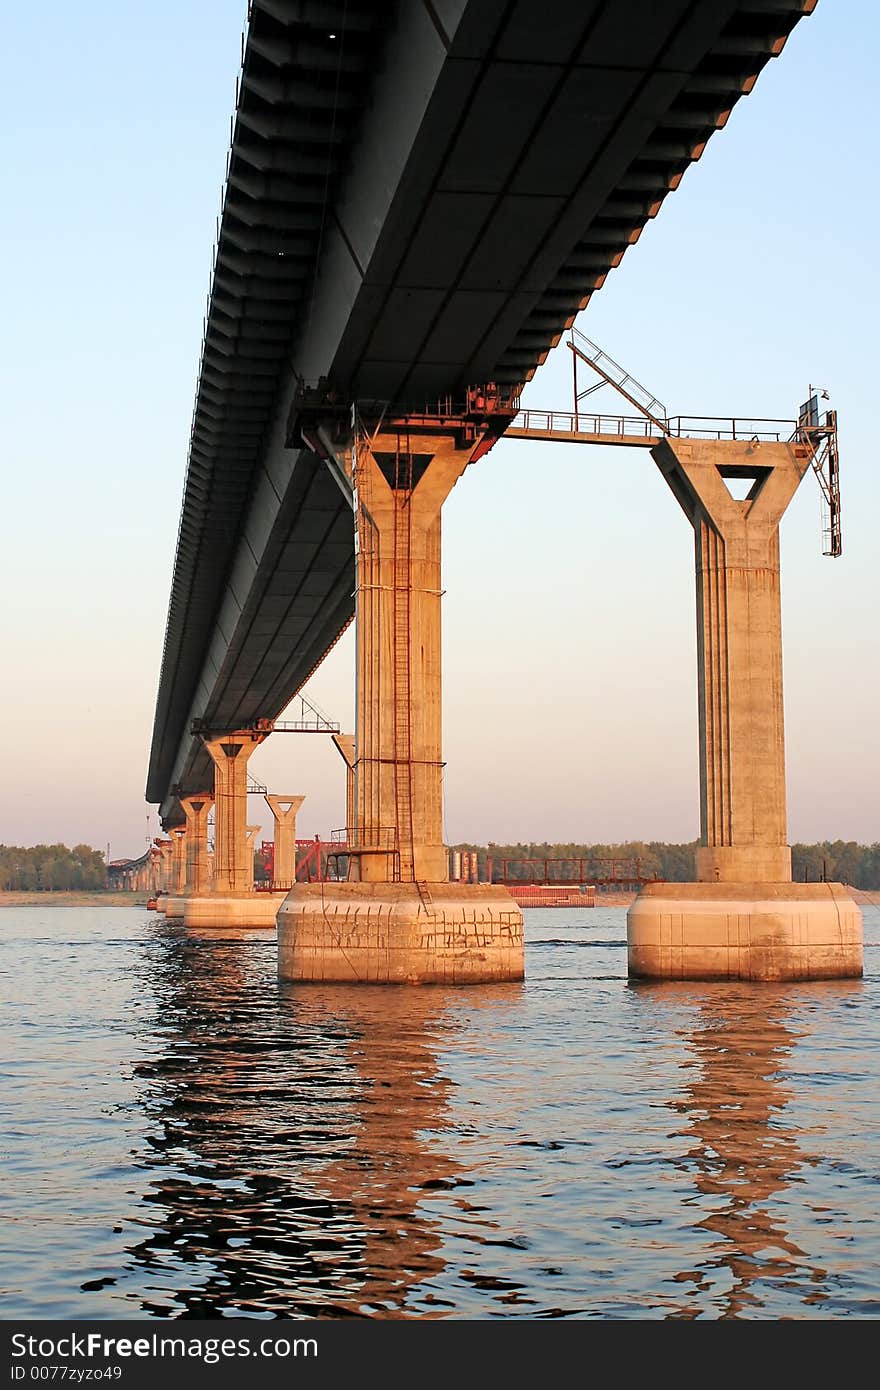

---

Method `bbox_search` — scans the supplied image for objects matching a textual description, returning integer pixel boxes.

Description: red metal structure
[258,844,661,892]
[253,837,346,891]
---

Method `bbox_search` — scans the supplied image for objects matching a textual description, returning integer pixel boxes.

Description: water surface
[2,903,878,1319]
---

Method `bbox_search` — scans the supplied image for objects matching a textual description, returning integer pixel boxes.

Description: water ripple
[1,903,878,1318]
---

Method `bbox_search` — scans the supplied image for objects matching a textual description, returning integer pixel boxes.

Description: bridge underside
[147,0,815,823]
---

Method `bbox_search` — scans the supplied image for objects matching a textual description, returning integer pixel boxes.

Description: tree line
[0,843,108,891]
[452,840,880,889]
[3,838,877,892]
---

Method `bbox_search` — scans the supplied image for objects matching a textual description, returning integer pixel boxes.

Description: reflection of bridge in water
[125,923,521,1317]
[114,921,869,1318]
[641,981,867,1319]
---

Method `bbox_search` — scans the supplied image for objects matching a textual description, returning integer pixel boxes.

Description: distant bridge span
[147,0,815,824]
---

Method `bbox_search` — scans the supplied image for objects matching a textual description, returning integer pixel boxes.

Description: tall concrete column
[170,827,187,895]
[149,847,162,895]
[332,734,356,838]
[265,795,304,887]
[180,795,213,895]
[627,434,862,980]
[163,841,174,892]
[155,839,173,893]
[203,731,267,893]
[652,437,805,882]
[354,432,471,883]
[245,825,261,890]
[278,399,524,984]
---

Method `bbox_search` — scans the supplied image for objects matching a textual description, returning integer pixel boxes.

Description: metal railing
[506,410,798,445]
[507,409,663,440]
[666,415,796,442]
[271,693,340,734]
[569,325,667,421]
[331,827,398,852]
[486,855,662,886]
[271,718,341,733]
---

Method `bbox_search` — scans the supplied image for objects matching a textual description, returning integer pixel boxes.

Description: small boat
[146,897,158,911]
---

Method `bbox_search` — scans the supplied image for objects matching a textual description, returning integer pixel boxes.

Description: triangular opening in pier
[716,464,771,505]
[372,452,434,491]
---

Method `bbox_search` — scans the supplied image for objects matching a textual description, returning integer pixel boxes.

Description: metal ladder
[416,880,435,915]
[569,324,668,432]
[801,410,841,557]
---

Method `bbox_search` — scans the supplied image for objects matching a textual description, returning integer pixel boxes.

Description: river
[2,902,878,1319]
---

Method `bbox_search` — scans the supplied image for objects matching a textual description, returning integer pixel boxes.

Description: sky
[1,1,877,859]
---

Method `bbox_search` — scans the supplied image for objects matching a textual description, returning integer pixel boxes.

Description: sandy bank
[0,891,150,908]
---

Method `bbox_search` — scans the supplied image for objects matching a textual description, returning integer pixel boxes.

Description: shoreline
[2,887,875,912]
[0,890,151,908]
[523,887,880,910]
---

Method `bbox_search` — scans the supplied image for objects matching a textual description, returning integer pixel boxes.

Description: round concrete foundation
[277,881,524,983]
[627,881,863,981]
[181,892,287,929]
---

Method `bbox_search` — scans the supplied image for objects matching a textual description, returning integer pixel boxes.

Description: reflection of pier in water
[646,982,859,1318]
[126,923,518,1317]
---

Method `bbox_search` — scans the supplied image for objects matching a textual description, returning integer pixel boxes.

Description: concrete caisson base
[277,882,524,983]
[180,892,287,929]
[159,896,186,918]
[627,881,863,981]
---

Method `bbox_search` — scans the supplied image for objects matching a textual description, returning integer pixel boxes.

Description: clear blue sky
[1,1,877,858]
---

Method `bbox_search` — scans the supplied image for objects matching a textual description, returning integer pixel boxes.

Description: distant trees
[452,840,880,889]
[460,840,700,883]
[6,838,876,892]
[0,843,108,891]
[790,842,880,890]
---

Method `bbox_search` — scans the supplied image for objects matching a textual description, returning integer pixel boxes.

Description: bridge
[146,0,863,982]
[107,845,165,895]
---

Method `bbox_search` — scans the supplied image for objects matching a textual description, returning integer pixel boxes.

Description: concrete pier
[159,796,215,922]
[629,882,863,981]
[180,795,212,895]
[628,437,862,980]
[170,827,186,895]
[265,795,304,886]
[332,735,356,838]
[182,891,285,929]
[279,881,523,984]
[158,828,188,916]
[245,825,261,888]
[176,728,277,928]
[279,409,523,983]
[205,730,266,892]
[155,839,173,895]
